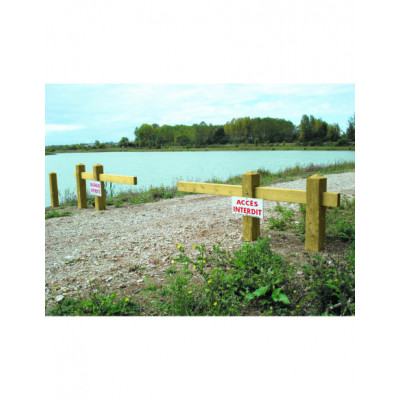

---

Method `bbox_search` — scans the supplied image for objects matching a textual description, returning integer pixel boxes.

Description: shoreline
[45,145,355,155]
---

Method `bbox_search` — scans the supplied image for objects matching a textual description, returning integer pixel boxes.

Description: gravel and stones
[45,172,355,310]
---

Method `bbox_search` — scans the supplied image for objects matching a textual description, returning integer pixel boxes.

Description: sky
[45,83,355,146]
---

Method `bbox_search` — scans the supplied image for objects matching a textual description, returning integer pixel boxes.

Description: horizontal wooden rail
[77,171,93,180]
[99,174,137,185]
[322,192,340,207]
[74,171,137,185]
[178,181,340,208]
[255,187,306,204]
[177,182,242,197]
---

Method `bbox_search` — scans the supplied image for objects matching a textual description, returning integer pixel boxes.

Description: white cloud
[45,124,84,133]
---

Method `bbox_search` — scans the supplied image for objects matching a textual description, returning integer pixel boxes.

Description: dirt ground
[45,172,355,311]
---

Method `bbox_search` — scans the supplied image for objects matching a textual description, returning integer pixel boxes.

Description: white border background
[2,0,399,399]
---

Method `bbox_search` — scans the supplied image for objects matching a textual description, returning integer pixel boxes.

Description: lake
[45,150,355,207]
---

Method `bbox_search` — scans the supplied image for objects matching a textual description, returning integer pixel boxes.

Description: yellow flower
[213,302,217,306]
[293,290,297,294]
[334,279,339,282]
[296,305,300,308]
[193,245,197,249]
[290,263,293,266]
[188,290,192,294]
[202,260,206,263]
[193,265,196,270]
[208,280,212,284]
[125,298,129,302]
[229,258,232,262]
[214,267,218,270]
[177,244,182,249]
[54,287,59,290]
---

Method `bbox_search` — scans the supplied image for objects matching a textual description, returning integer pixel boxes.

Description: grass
[46,282,141,316]
[49,196,355,316]
[104,184,180,207]
[45,209,72,219]
[268,203,295,231]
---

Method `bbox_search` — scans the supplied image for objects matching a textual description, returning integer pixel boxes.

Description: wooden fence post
[93,164,106,211]
[76,163,87,209]
[305,174,327,252]
[242,171,260,241]
[49,172,59,207]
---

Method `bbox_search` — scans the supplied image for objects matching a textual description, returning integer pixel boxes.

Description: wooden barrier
[74,164,137,210]
[49,172,59,207]
[178,171,340,252]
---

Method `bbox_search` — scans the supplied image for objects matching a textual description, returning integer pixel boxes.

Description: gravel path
[45,172,355,309]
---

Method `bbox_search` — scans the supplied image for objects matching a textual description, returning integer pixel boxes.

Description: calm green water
[45,150,355,207]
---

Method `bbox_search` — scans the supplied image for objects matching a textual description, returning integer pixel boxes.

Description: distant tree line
[45,140,111,152]
[129,114,355,148]
[45,114,355,152]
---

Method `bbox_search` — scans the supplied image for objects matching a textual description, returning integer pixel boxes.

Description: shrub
[154,238,296,316]
[300,247,355,316]
[336,137,349,146]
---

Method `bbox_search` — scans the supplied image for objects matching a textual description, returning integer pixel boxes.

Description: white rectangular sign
[232,196,263,218]
[89,181,102,196]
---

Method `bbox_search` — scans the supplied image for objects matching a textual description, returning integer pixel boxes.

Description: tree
[312,119,328,144]
[326,124,341,142]
[299,115,312,144]
[135,124,155,147]
[118,137,130,147]
[175,134,190,146]
[346,114,355,142]
[214,127,227,144]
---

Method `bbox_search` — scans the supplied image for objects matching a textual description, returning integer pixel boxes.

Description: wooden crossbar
[178,182,340,208]
[255,187,306,204]
[74,171,137,185]
[177,182,242,197]
[177,171,341,252]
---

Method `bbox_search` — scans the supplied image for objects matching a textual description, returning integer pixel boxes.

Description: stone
[55,295,64,302]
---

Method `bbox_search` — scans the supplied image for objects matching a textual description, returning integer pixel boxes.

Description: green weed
[152,238,296,316]
[46,284,141,316]
[300,246,355,316]
[268,203,295,231]
[45,210,72,219]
